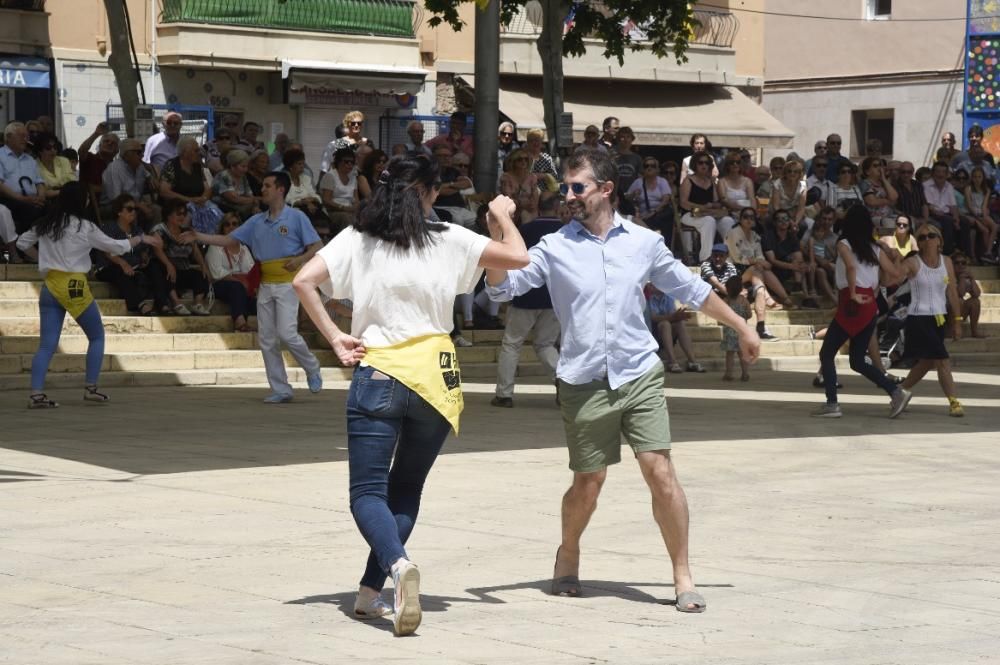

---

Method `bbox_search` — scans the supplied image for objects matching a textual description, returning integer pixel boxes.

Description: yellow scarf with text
[363,334,465,434]
[44,270,94,318]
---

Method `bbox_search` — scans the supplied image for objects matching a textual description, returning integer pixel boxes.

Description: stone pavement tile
[0,636,137,665]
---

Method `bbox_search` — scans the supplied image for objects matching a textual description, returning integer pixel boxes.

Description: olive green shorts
[558,363,671,473]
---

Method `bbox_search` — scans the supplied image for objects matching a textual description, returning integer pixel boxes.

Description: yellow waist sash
[363,334,465,434]
[259,257,298,284]
[44,270,93,318]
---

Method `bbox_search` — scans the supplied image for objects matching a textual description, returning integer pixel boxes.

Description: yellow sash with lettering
[44,270,94,318]
[259,257,298,284]
[363,334,465,434]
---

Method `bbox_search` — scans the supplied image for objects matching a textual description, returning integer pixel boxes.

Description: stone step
[0,281,117,299]
[0,314,239,335]
[0,349,341,375]
[0,332,261,355]
[0,298,234,318]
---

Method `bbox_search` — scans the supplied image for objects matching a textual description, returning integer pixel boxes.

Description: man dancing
[486,149,760,613]
[184,171,323,403]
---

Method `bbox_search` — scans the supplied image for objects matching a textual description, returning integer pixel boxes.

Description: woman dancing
[16,182,161,408]
[293,155,528,636]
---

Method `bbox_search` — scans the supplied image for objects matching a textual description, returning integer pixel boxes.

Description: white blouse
[16,216,131,274]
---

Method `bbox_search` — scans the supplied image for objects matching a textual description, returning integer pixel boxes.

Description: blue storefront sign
[0,56,51,89]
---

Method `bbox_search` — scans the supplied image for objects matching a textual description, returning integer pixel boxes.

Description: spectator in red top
[424,111,474,158]
[78,123,120,193]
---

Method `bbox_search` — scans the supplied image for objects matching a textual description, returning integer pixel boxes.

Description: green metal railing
[160,0,416,38]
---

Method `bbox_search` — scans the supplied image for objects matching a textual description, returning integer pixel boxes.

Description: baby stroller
[877,282,911,369]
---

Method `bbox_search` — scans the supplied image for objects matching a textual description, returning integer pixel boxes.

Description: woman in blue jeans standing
[16,182,162,408]
[294,154,529,636]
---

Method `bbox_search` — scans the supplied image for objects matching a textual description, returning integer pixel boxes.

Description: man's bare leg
[554,469,607,593]
[636,450,700,609]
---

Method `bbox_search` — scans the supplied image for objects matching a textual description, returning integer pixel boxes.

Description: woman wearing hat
[212,149,260,220]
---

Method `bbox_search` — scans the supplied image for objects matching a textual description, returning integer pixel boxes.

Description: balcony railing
[502,7,739,49]
[160,0,419,39]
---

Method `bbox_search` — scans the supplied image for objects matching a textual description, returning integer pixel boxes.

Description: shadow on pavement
[2,370,998,475]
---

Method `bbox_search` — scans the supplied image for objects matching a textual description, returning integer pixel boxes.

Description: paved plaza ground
[2,368,999,665]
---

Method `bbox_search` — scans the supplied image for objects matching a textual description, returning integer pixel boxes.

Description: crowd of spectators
[2,108,994,382]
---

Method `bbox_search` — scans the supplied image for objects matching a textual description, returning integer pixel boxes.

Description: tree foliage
[424,0,698,66]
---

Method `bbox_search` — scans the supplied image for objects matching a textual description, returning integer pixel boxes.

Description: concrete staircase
[2,262,999,392]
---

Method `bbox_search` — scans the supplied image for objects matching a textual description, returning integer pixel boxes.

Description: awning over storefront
[282,59,427,96]
[464,76,794,149]
[0,56,50,90]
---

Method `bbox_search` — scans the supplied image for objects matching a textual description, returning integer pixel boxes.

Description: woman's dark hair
[282,148,305,171]
[839,204,879,266]
[33,181,90,241]
[725,275,743,300]
[860,156,882,177]
[969,166,991,194]
[333,147,355,168]
[162,198,189,221]
[355,154,446,250]
[31,132,58,157]
[361,149,388,185]
[61,147,79,162]
[111,193,136,218]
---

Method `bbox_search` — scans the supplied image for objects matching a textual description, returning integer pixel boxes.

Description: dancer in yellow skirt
[16,182,162,408]
[293,155,528,636]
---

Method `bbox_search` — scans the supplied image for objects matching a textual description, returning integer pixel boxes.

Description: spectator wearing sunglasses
[826,162,862,225]
[625,156,674,245]
[892,161,929,226]
[236,121,265,153]
[143,111,182,172]
[879,215,918,266]
[95,194,157,316]
[425,111,475,159]
[897,223,965,417]
[205,212,257,332]
[496,121,519,186]
[1,121,47,233]
[320,111,369,177]
[212,149,261,221]
[319,148,360,237]
[500,148,539,226]
[34,133,75,200]
[923,161,963,255]
[101,138,157,230]
[203,128,235,176]
[679,151,727,262]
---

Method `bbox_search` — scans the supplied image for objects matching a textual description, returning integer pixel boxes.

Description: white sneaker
[190,303,211,316]
[453,335,473,348]
[889,388,912,419]
[353,587,392,620]
[391,559,421,636]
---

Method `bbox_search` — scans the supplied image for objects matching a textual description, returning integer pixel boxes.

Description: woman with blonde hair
[320,110,368,175]
[769,159,811,237]
[898,222,965,416]
[501,147,540,225]
[523,128,558,179]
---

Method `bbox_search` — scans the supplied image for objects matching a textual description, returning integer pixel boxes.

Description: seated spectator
[614,126,641,212]
[763,209,813,306]
[357,149,388,201]
[860,157,898,231]
[880,214,918,266]
[893,161,929,225]
[662,160,680,192]
[237,121,265,152]
[501,147,540,225]
[915,166,932,184]
[524,128,558,179]
[496,121,519,185]
[34,133,75,200]
[964,166,998,262]
[143,111,182,172]
[680,133,718,183]
[160,136,223,233]
[203,128,235,175]
[679,151,726,262]
[699,242,739,299]
[726,208,787,332]
[403,120,431,156]
[716,152,752,237]
[147,199,211,316]
[626,156,674,244]
[205,212,257,332]
[827,161,863,226]
[424,111,474,158]
[805,208,838,304]
[101,138,157,230]
[212,149,260,219]
[769,159,812,238]
[320,111,370,175]
[246,149,270,196]
[268,132,290,171]
[283,148,330,238]
[950,251,986,337]
[936,131,959,164]
[951,123,996,169]
[457,204,502,329]
[94,194,157,316]
[720,276,751,381]
[319,148,359,234]
[578,125,607,153]
[78,124,120,195]
[924,161,966,255]
[434,145,478,228]
[1,121,47,233]
[1,203,20,262]
[804,139,827,176]
[61,148,79,174]
[648,284,704,374]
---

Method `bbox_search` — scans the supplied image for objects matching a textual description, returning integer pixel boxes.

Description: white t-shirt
[16,216,131,274]
[834,239,881,290]
[318,224,491,347]
[319,170,357,208]
[205,244,255,281]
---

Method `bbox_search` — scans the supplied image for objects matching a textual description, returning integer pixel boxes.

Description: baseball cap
[711,243,729,254]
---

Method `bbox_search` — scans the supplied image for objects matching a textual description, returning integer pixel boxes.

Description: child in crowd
[721,276,751,381]
[951,251,986,338]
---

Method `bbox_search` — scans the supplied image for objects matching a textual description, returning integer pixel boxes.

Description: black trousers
[0,195,46,234]
[97,263,153,312]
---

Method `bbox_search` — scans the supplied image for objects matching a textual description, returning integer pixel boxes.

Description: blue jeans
[818,317,895,404]
[31,287,105,391]
[346,365,451,591]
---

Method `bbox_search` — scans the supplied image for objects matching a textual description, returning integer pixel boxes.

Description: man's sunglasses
[559,182,597,196]
[500,131,513,137]
[916,233,940,241]
[896,222,910,229]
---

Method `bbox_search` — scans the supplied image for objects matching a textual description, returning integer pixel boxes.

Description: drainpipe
[150,0,157,105]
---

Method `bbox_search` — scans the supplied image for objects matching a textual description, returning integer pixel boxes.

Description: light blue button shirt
[487,212,712,389]
[0,146,44,196]
[231,203,320,261]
